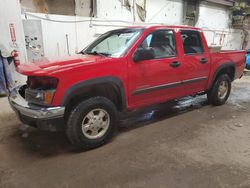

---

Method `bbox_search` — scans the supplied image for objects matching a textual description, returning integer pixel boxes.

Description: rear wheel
[207,74,231,106]
[66,96,117,150]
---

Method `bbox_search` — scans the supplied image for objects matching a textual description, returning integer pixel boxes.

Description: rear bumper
[8,86,65,131]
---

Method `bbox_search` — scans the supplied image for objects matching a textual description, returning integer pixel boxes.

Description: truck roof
[125,25,202,31]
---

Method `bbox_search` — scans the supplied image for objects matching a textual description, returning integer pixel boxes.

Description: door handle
[200,58,208,64]
[170,61,181,68]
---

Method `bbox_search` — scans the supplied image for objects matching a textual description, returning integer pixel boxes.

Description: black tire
[246,64,250,70]
[207,74,231,106]
[66,96,117,150]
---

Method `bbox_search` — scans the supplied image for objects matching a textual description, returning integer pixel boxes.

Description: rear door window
[181,30,204,55]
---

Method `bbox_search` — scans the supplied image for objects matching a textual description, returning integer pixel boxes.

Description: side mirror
[133,48,155,63]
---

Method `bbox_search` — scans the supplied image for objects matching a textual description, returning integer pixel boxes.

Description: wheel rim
[218,80,229,100]
[81,108,110,139]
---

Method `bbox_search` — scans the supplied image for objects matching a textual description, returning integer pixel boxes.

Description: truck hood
[17,54,111,76]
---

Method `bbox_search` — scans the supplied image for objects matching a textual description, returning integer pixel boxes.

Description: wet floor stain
[119,95,208,130]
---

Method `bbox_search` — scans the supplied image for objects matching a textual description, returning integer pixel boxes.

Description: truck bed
[210,50,246,79]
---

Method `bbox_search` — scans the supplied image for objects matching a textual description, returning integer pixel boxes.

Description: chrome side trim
[8,86,65,120]
[182,76,207,84]
[133,76,207,95]
[133,81,181,95]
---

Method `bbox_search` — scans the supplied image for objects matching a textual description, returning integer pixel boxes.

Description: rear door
[178,30,211,95]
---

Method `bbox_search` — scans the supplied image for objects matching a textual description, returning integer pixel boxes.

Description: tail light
[11,50,20,66]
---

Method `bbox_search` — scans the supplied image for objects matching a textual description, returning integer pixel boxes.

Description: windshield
[83,29,143,57]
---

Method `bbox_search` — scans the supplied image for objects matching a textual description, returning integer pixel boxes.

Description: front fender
[61,76,127,111]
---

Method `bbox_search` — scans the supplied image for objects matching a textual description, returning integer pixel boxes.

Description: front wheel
[207,74,231,106]
[66,96,118,150]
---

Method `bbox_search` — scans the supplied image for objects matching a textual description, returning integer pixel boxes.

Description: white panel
[23,20,45,61]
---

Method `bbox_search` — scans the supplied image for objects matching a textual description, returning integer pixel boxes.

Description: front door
[127,29,184,108]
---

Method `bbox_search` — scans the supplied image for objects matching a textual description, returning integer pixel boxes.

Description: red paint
[16,26,246,109]
[9,23,16,42]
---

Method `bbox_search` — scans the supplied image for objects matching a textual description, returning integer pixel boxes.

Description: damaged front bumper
[8,86,65,131]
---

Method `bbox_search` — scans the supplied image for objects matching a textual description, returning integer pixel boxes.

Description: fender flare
[61,76,127,111]
[209,62,235,89]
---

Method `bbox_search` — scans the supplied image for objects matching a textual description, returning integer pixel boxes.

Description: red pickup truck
[9,25,245,150]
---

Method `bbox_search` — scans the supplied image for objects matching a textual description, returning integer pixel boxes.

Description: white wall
[23,13,133,58]
[197,2,230,29]
[197,2,243,50]
[22,0,184,58]
[97,0,183,24]
[0,0,27,84]
[96,0,134,22]
[145,0,183,24]
[22,0,244,59]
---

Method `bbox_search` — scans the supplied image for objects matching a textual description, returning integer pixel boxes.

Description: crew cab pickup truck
[9,25,246,150]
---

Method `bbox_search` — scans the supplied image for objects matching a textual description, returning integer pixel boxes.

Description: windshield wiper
[78,51,87,55]
[83,51,110,57]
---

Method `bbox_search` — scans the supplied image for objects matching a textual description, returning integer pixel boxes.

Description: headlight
[25,76,58,105]
[25,88,56,106]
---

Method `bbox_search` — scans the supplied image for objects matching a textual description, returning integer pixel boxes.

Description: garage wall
[23,13,132,58]
[20,0,76,15]
[96,0,134,21]
[21,0,94,17]
[22,0,243,60]
[97,0,243,50]
[23,13,87,57]
[145,0,183,24]
[96,0,183,24]
[197,2,230,29]
[197,2,243,50]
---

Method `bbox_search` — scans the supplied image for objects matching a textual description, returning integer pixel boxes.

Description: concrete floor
[1,76,250,188]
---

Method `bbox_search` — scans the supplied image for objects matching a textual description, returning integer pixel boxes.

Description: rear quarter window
[181,30,204,55]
